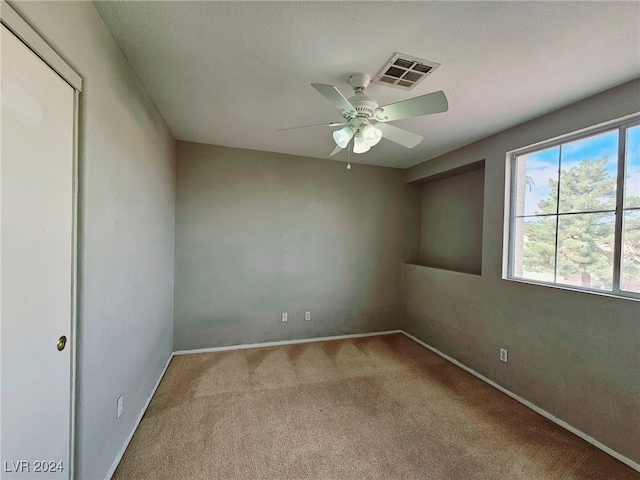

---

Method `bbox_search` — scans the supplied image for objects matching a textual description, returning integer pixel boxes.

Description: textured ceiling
[93,1,640,169]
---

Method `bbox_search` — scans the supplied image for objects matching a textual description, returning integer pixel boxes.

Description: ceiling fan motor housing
[347,92,379,118]
[346,73,379,118]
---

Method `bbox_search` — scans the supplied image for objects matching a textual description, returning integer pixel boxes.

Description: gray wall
[420,168,484,274]
[174,142,418,350]
[403,79,640,463]
[10,2,176,478]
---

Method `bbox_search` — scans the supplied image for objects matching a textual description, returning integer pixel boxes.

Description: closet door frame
[1,2,82,478]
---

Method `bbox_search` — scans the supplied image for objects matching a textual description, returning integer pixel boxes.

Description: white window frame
[505,114,640,301]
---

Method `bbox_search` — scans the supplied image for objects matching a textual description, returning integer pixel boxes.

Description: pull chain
[347,139,352,170]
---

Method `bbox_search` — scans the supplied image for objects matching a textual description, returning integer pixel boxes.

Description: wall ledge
[404,262,481,276]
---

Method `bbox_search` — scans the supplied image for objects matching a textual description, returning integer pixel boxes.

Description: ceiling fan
[278,73,448,156]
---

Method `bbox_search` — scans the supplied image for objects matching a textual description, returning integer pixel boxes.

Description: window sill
[503,276,640,302]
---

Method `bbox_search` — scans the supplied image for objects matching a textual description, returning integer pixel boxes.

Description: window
[507,117,640,298]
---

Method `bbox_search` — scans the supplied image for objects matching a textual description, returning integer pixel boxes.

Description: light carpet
[113,333,639,479]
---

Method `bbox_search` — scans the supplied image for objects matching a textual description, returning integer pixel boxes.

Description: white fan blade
[329,145,343,157]
[377,123,424,148]
[375,91,448,123]
[277,121,346,132]
[311,83,357,116]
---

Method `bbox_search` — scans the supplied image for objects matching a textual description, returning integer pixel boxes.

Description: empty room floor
[113,334,639,479]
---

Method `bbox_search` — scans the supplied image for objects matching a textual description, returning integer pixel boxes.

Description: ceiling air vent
[373,53,440,90]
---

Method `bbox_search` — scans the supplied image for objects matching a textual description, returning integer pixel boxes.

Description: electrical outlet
[500,348,508,363]
[281,312,288,322]
[304,311,311,321]
[116,394,124,419]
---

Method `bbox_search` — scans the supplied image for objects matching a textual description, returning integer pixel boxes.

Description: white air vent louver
[373,53,440,90]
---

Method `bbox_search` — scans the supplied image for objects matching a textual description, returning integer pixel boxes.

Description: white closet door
[1,23,74,479]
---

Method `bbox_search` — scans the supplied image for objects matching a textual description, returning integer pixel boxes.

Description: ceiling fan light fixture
[290,73,448,158]
[362,123,382,147]
[333,126,354,149]
[353,132,370,154]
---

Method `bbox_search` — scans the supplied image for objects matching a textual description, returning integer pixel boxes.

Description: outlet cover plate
[116,394,124,419]
[500,348,508,363]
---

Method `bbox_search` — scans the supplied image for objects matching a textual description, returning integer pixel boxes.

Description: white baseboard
[173,330,403,356]
[400,330,640,473]
[104,353,174,480]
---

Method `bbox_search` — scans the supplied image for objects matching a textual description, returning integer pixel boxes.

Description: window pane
[556,213,615,290]
[621,209,640,293]
[558,131,618,214]
[625,125,640,209]
[514,147,559,217]
[512,216,556,282]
